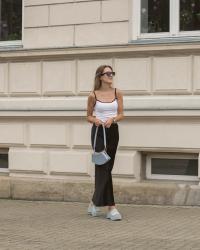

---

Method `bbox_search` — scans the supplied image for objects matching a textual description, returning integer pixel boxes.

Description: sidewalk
[1,200,200,250]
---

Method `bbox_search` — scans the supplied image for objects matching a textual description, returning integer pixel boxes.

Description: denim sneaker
[87,203,100,217]
[106,208,122,221]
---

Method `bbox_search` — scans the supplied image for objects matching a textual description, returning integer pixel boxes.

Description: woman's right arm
[87,92,96,124]
[87,92,102,126]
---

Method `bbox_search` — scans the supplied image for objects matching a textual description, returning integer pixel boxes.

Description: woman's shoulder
[88,91,96,100]
[88,90,95,96]
[115,88,123,97]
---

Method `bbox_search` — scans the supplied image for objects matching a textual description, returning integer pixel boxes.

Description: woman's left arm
[104,89,124,128]
[114,89,124,122]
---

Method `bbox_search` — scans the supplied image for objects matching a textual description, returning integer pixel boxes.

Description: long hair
[93,65,113,91]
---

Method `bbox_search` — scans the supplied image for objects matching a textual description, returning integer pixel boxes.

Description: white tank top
[94,89,118,123]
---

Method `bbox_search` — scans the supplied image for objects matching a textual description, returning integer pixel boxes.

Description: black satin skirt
[91,123,119,207]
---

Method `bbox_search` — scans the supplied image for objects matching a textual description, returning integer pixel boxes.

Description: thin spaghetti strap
[115,88,117,99]
[93,91,97,107]
[93,91,97,100]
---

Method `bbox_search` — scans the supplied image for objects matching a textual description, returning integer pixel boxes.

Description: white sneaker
[87,203,100,217]
[106,208,122,221]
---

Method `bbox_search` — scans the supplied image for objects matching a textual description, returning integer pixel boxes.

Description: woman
[87,65,124,221]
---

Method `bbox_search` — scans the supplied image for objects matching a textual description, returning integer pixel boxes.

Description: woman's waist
[92,123,118,131]
[95,112,117,122]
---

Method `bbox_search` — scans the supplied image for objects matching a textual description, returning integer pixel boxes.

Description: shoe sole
[107,215,122,221]
[88,206,100,216]
[88,209,99,217]
[110,217,122,221]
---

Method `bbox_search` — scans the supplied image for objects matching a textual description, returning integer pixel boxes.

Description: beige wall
[1,46,200,181]
[0,0,200,189]
[23,0,129,48]
[1,55,200,96]
[5,117,137,178]
[0,114,199,182]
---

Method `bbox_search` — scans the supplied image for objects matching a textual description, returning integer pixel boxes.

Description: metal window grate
[146,154,199,181]
[151,158,198,176]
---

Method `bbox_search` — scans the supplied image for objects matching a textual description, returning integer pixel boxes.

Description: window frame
[132,0,200,41]
[0,0,24,49]
[146,153,199,181]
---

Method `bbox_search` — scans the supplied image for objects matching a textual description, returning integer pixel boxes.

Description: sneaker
[87,203,100,217]
[106,208,122,221]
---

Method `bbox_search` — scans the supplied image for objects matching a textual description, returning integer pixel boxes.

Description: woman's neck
[100,82,112,91]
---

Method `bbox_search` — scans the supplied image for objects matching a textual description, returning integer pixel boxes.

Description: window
[132,0,200,41]
[180,0,200,31]
[146,153,199,181]
[0,0,22,46]
[141,0,169,34]
[0,149,8,173]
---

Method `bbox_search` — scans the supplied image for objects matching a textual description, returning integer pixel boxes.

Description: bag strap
[93,125,107,152]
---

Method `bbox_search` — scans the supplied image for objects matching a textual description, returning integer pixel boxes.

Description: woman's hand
[104,118,113,128]
[94,118,103,127]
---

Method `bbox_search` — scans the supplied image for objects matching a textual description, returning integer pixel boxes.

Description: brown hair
[93,65,113,91]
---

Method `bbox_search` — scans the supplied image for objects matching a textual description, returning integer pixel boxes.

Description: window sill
[0,40,22,51]
[0,169,9,176]
[131,36,200,45]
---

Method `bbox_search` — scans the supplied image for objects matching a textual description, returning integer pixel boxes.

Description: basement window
[0,149,8,173]
[146,153,199,181]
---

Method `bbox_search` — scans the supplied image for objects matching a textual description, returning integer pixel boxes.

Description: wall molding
[1,43,200,61]
[0,96,200,117]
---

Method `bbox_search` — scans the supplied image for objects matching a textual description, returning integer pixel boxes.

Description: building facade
[0,0,200,205]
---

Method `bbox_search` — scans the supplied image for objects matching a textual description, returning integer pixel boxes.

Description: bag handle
[93,125,107,152]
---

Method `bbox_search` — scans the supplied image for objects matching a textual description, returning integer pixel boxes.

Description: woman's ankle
[108,205,115,211]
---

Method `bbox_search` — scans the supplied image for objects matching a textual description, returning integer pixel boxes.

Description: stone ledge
[1,96,200,111]
[1,96,200,117]
[1,176,200,206]
[0,43,200,60]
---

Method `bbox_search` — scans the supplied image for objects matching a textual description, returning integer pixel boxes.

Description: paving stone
[0,200,200,249]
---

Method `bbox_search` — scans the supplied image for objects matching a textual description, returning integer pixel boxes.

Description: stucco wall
[1,44,200,181]
[23,0,129,48]
[4,117,138,179]
[0,1,200,204]
[0,42,200,188]
[1,55,200,96]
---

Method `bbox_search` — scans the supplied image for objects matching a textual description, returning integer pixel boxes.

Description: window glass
[180,0,200,31]
[0,154,8,168]
[141,0,170,33]
[0,0,22,41]
[151,158,198,176]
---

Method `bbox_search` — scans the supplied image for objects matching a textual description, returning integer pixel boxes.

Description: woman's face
[100,67,115,85]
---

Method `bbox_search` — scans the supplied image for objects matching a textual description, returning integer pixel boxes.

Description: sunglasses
[101,71,116,77]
